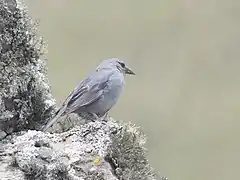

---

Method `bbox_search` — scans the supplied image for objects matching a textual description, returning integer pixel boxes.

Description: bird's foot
[90,113,99,121]
[101,113,109,122]
[90,113,108,122]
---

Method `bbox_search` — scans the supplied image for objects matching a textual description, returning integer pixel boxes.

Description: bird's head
[98,58,135,75]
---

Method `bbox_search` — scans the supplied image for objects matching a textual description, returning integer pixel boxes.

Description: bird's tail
[42,89,74,132]
[41,106,66,132]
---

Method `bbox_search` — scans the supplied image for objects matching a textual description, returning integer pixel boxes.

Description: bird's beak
[124,66,135,75]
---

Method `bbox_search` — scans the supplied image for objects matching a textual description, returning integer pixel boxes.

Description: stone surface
[0,0,56,134]
[0,118,165,180]
[0,130,7,140]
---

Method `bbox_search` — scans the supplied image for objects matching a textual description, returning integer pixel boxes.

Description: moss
[0,0,55,133]
[105,122,162,180]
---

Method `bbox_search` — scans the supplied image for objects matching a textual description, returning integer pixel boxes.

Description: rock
[0,130,7,140]
[0,119,166,180]
[0,0,56,133]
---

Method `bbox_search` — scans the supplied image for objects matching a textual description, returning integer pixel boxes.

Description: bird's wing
[41,71,111,132]
[65,71,110,114]
[41,87,81,132]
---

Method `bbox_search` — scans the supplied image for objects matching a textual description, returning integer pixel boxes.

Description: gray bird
[42,58,135,132]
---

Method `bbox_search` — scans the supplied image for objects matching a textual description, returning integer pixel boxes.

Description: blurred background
[24,0,240,179]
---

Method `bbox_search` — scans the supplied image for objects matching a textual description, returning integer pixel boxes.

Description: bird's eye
[118,62,125,68]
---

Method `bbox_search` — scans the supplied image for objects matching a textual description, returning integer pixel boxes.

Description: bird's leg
[101,113,108,121]
[89,113,108,122]
[90,113,99,121]
[90,112,108,121]
[66,114,74,126]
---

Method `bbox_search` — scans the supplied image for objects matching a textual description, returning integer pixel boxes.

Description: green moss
[0,0,55,133]
[106,122,161,180]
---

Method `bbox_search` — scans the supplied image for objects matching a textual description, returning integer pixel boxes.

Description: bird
[42,58,135,132]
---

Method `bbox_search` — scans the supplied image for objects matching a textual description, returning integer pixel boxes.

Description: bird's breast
[100,73,125,110]
[106,76,124,98]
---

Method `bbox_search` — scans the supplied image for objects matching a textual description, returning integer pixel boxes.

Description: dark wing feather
[42,70,111,132]
[64,71,110,114]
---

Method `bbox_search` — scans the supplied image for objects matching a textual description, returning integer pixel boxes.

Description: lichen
[0,0,55,133]
[105,122,165,180]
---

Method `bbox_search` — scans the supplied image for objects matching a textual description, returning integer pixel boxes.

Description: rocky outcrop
[0,0,55,136]
[0,118,166,180]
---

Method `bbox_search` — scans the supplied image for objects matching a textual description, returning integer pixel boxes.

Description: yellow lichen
[93,156,101,166]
